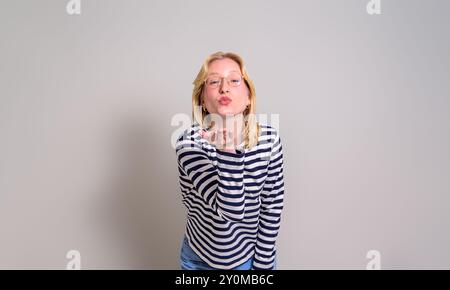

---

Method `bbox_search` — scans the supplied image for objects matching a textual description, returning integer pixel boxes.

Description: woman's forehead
[207,70,241,77]
[208,58,241,72]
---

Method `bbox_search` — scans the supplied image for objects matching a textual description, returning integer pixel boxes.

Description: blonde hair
[192,51,260,149]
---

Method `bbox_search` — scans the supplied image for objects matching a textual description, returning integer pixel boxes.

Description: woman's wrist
[221,148,236,153]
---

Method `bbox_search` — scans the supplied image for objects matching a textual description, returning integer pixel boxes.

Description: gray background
[1,0,449,269]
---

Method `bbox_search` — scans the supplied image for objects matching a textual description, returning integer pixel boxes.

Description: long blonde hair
[192,51,260,149]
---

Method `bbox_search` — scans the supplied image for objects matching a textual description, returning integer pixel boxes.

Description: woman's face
[203,58,250,119]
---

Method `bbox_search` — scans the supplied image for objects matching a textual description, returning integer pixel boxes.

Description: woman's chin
[216,108,240,117]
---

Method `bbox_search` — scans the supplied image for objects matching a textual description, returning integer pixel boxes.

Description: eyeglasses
[204,72,243,89]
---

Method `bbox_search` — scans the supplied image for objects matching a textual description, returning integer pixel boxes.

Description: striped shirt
[175,122,285,270]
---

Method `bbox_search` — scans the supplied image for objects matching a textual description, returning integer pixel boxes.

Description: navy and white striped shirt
[175,122,284,270]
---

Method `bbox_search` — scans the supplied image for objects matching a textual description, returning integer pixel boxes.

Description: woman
[175,51,284,270]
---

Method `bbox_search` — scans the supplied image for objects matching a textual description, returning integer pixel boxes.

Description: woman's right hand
[200,127,236,153]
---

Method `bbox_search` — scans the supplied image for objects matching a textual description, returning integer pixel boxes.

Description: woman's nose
[219,79,230,93]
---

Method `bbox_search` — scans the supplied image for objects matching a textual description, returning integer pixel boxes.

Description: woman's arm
[252,133,285,270]
[176,135,246,222]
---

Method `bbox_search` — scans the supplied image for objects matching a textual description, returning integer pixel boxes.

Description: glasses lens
[206,77,221,87]
[227,73,242,87]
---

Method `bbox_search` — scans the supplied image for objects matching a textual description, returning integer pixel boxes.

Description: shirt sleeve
[176,135,247,222]
[252,133,285,270]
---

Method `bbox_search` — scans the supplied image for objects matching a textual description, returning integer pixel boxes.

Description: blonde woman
[175,52,285,270]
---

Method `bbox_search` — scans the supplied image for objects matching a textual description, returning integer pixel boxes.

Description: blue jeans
[179,236,253,270]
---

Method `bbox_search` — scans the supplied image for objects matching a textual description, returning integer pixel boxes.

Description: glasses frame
[204,73,244,89]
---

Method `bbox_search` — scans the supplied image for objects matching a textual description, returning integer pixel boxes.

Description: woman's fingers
[215,129,223,149]
[200,128,235,150]
[219,128,234,149]
[200,129,216,144]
